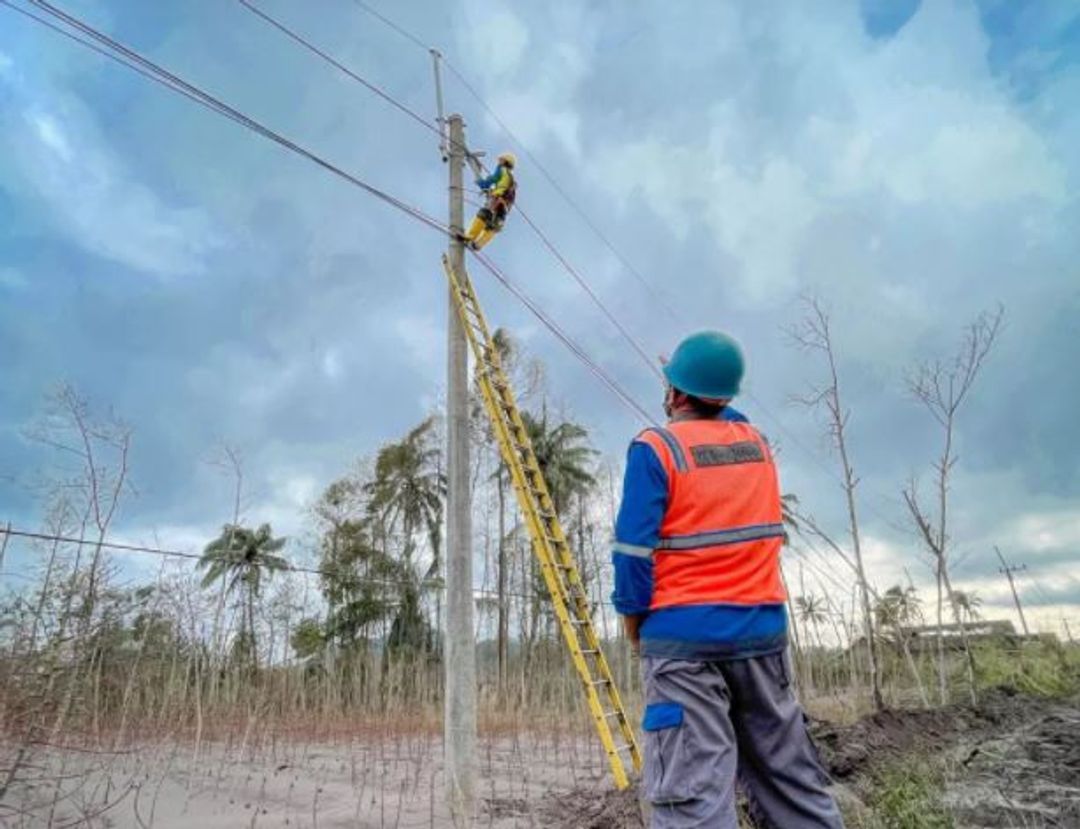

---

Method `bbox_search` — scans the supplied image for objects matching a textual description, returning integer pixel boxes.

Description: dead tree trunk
[903,305,1003,707]
[787,297,883,711]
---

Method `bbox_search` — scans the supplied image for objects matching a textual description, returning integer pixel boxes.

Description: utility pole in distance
[995,546,1030,638]
[445,112,476,826]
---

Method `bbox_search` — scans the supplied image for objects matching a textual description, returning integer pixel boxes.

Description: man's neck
[669,407,723,423]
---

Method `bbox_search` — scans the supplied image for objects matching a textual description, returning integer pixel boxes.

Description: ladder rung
[543,562,572,574]
[446,255,638,791]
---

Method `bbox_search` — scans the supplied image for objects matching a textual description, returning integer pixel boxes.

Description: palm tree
[875,584,930,707]
[794,594,830,647]
[793,593,829,691]
[319,515,399,647]
[522,408,597,517]
[874,585,923,632]
[198,523,287,665]
[366,418,445,653]
[480,328,537,692]
[367,418,444,568]
[951,590,982,625]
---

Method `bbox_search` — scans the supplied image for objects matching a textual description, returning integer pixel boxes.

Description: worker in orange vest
[462,152,516,251]
[612,331,844,828]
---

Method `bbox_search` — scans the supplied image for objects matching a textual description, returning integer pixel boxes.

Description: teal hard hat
[662,330,745,400]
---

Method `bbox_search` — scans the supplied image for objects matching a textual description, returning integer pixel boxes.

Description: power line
[351,0,429,52]
[237,0,438,137]
[347,0,683,326]
[443,59,685,328]
[10,0,654,426]
[237,0,663,383]
[512,206,663,381]
[473,251,656,425]
[0,525,616,606]
[0,0,258,117]
[341,0,908,520]
[19,0,447,232]
[255,2,869,445]
[18,1,898,526]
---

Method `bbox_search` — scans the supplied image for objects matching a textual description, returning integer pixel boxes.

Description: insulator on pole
[430,48,448,161]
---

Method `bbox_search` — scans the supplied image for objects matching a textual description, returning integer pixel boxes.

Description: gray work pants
[642,654,844,829]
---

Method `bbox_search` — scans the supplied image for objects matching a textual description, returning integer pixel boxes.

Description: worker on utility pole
[461,152,516,250]
[612,331,844,828]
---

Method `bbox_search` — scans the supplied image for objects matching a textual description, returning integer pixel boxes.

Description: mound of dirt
[538,784,645,829]
[812,688,1080,827]
[811,687,1051,780]
[947,701,1080,826]
[536,689,1080,828]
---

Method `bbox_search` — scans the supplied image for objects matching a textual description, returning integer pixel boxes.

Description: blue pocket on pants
[643,701,684,731]
[642,701,694,805]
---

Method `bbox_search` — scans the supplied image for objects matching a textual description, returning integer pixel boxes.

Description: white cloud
[321,348,343,381]
[460,2,529,79]
[0,267,28,291]
[31,112,72,162]
[588,0,1068,304]
[456,1,591,159]
[186,346,302,414]
[3,83,218,277]
[990,507,1080,555]
[393,312,443,378]
[3,0,1077,627]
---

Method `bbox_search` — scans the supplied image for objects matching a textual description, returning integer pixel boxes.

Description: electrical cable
[342,0,906,519]
[349,0,683,326]
[9,0,655,426]
[0,526,616,606]
[238,0,663,383]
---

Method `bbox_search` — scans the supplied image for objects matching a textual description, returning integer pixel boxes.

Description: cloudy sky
[1,0,1077,634]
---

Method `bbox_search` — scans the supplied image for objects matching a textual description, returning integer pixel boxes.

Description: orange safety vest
[636,418,787,609]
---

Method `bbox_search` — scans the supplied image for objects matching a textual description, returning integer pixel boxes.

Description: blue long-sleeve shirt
[476,164,513,196]
[611,406,788,659]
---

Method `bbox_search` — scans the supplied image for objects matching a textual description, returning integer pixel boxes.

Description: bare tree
[902,305,1003,706]
[36,386,133,634]
[788,296,883,711]
[205,446,245,671]
[476,328,544,696]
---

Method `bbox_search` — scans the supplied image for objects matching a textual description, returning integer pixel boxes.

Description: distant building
[851,619,1057,655]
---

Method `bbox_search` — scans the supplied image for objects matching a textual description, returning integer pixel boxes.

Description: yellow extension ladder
[442,254,642,790]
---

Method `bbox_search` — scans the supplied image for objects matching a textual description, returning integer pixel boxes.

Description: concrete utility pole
[445,112,476,826]
[995,546,1030,637]
[0,522,10,572]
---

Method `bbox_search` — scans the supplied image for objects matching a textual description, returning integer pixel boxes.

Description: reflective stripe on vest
[656,522,786,551]
[636,419,787,608]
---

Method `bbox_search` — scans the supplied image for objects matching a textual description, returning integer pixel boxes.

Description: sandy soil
[3,691,1077,827]
[1,731,623,828]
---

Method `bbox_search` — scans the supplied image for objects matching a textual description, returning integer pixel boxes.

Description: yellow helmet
[497,152,517,168]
